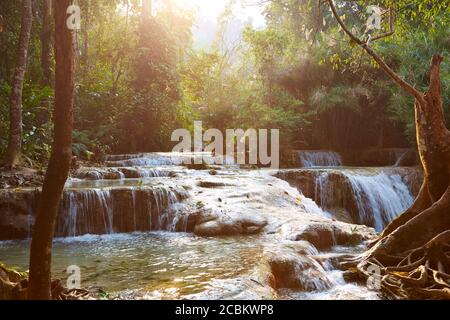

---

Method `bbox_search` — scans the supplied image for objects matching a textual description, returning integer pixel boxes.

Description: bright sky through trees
[177,0,266,47]
[177,0,265,24]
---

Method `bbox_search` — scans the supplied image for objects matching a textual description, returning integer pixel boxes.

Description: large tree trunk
[344,62,450,297]
[371,56,450,253]
[28,0,74,300]
[3,0,33,169]
[327,0,450,299]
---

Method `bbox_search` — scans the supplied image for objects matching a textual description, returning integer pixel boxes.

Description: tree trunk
[28,0,74,300]
[82,0,89,66]
[327,0,450,299]
[368,55,450,256]
[41,0,52,86]
[3,0,33,169]
[345,58,450,298]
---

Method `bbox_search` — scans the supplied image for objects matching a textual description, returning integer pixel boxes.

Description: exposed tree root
[354,231,450,299]
[340,188,450,300]
[50,280,91,300]
[1,267,92,300]
[326,1,449,300]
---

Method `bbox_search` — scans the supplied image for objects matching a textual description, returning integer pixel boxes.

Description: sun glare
[175,0,225,16]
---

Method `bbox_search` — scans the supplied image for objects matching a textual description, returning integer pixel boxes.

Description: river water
[0,151,418,299]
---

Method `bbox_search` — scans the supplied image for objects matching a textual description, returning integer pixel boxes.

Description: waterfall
[105,152,236,167]
[60,190,114,237]
[315,170,414,231]
[344,173,414,231]
[298,151,342,168]
[52,186,188,237]
[276,168,416,232]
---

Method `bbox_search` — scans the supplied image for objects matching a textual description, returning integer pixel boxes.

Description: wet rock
[194,220,242,236]
[194,213,268,237]
[185,163,209,170]
[116,167,140,178]
[197,181,234,188]
[0,263,28,300]
[264,249,331,291]
[0,190,38,240]
[185,211,201,232]
[342,268,366,284]
[284,224,336,250]
[103,154,144,162]
[74,166,173,180]
[281,223,374,251]
[74,167,122,180]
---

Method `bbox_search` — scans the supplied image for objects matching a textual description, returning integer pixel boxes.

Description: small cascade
[55,186,189,237]
[105,152,197,167]
[0,186,187,238]
[105,152,236,168]
[316,171,414,231]
[74,167,173,180]
[276,168,416,231]
[57,190,114,237]
[297,151,342,168]
[106,157,176,167]
[347,173,413,231]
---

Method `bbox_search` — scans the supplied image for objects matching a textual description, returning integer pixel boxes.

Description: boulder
[194,212,268,237]
[281,223,375,251]
[0,263,28,300]
[263,248,331,291]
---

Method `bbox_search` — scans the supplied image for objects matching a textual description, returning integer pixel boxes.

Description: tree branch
[371,7,395,41]
[327,0,425,104]
[427,54,444,115]
[429,55,443,96]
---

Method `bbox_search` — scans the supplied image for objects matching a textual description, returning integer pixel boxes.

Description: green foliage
[310,85,370,114]
[73,0,193,155]
[378,26,450,141]
[1,0,448,165]
[0,82,53,161]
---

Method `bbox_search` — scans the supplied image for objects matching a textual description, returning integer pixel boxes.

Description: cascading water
[314,170,414,231]
[1,151,406,300]
[18,184,189,238]
[58,189,114,237]
[74,167,173,180]
[344,173,413,231]
[297,151,342,167]
[105,152,237,168]
[276,168,416,231]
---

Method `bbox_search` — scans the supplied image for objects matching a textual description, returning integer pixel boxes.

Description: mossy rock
[0,262,28,300]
